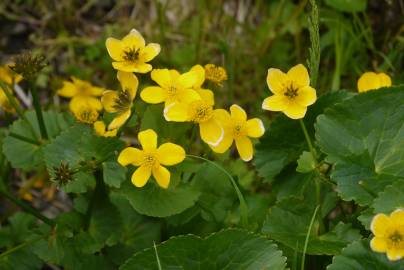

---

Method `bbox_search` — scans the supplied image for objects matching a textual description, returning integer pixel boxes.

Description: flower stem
[186,154,249,228]
[299,119,317,166]
[29,83,48,140]
[0,187,55,226]
[301,205,320,270]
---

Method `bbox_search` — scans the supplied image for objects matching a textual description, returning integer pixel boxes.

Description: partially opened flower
[73,106,99,124]
[0,65,23,85]
[94,121,117,137]
[140,69,200,107]
[189,65,215,105]
[164,94,225,147]
[262,64,317,119]
[370,209,404,261]
[106,29,160,73]
[57,77,104,113]
[101,71,138,130]
[357,72,392,93]
[210,105,265,161]
[118,129,185,189]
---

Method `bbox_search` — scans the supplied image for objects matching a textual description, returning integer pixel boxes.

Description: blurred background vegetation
[1,0,403,117]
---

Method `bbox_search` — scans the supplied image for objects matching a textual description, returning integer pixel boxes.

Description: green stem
[0,235,44,259]
[9,132,40,145]
[153,241,163,270]
[186,154,249,228]
[30,83,48,140]
[301,205,320,270]
[0,188,55,226]
[299,119,317,166]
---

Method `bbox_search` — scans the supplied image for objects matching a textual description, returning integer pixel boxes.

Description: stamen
[123,47,140,62]
[112,89,132,113]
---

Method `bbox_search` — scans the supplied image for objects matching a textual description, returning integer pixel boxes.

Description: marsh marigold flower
[140,69,200,107]
[94,121,117,137]
[0,65,23,113]
[210,105,265,161]
[118,129,185,189]
[357,72,392,93]
[57,77,104,113]
[164,92,225,147]
[73,106,99,124]
[106,29,160,73]
[370,209,404,261]
[262,64,317,119]
[204,64,227,86]
[190,65,215,105]
[101,71,138,130]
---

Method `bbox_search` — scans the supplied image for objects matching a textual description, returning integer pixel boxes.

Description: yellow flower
[140,69,200,107]
[101,71,138,130]
[93,121,117,137]
[73,106,99,124]
[118,129,185,189]
[190,65,215,105]
[106,29,160,73]
[0,88,16,113]
[57,77,104,113]
[204,64,228,86]
[0,65,23,85]
[210,105,265,161]
[262,64,317,119]
[370,209,404,261]
[357,72,392,93]
[163,94,225,147]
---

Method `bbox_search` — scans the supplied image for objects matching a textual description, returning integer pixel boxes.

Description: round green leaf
[120,229,287,270]
[328,239,404,270]
[316,87,404,206]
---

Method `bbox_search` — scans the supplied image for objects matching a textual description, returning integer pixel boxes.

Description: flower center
[123,47,140,62]
[387,230,404,249]
[142,153,157,167]
[232,122,246,138]
[167,86,177,98]
[112,89,132,113]
[74,107,98,124]
[284,82,299,99]
[188,100,213,123]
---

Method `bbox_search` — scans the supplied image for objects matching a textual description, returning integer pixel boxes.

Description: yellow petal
[69,96,102,113]
[169,70,180,79]
[386,249,403,261]
[283,103,307,119]
[106,38,123,61]
[287,64,310,87]
[112,62,152,73]
[230,104,247,122]
[246,118,265,138]
[131,166,151,188]
[210,132,233,153]
[357,72,379,93]
[199,118,224,146]
[296,86,317,107]
[152,165,170,189]
[156,143,186,166]
[390,209,404,224]
[118,147,143,166]
[108,110,131,130]
[262,95,288,111]
[151,69,172,88]
[163,102,189,122]
[57,81,77,97]
[101,90,119,112]
[178,70,197,89]
[235,136,253,161]
[177,89,201,104]
[378,73,392,87]
[117,71,138,99]
[94,121,106,136]
[196,89,214,106]
[122,29,145,48]
[140,86,167,104]
[370,213,391,236]
[190,65,205,88]
[138,129,158,150]
[267,68,288,94]
[142,43,161,62]
[370,237,387,253]
[214,108,232,123]
[104,129,117,137]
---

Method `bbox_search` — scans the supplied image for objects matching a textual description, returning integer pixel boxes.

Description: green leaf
[2,110,72,170]
[120,229,287,270]
[328,239,404,270]
[255,91,352,182]
[372,180,404,214]
[325,0,367,13]
[296,151,316,173]
[315,87,404,206]
[103,161,127,188]
[0,248,43,270]
[43,124,124,193]
[121,179,200,218]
